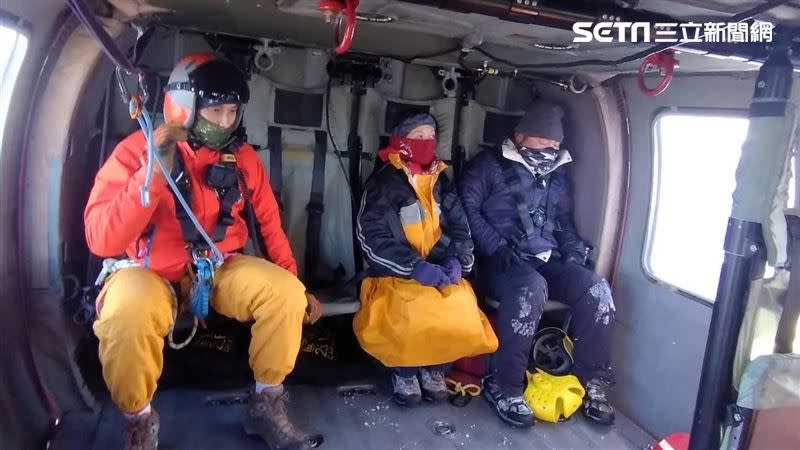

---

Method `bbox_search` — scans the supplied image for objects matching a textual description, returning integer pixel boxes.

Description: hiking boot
[583,378,615,425]
[419,368,449,402]
[482,375,536,428]
[122,408,159,450]
[245,387,324,450]
[392,372,422,407]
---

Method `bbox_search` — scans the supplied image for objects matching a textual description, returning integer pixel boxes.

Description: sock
[124,403,151,419]
[255,382,282,394]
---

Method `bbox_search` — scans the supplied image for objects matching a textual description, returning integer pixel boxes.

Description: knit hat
[514,100,565,143]
[392,112,437,137]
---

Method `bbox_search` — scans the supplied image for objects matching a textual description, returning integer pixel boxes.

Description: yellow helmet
[523,369,585,423]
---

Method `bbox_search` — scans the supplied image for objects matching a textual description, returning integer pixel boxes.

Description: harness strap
[170,151,198,244]
[268,126,283,209]
[209,151,243,242]
[492,149,555,248]
[305,130,328,284]
[170,148,243,247]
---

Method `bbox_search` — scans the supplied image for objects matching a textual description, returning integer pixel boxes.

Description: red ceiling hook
[637,49,679,97]
[319,0,359,55]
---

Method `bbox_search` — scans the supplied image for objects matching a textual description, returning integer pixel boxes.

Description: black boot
[582,378,615,425]
[482,375,536,428]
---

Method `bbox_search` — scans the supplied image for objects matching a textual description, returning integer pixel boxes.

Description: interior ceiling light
[532,43,577,51]
[356,13,394,23]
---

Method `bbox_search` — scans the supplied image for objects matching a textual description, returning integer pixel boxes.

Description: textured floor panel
[58,385,654,450]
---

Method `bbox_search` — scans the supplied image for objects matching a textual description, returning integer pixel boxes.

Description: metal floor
[58,383,654,450]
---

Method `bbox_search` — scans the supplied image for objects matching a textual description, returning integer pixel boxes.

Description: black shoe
[482,375,536,428]
[582,378,615,426]
[392,373,422,407]
[419,369,449,402]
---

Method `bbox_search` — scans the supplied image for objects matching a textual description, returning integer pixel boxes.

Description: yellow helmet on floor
[523,369,585,423]
[529,327,574,376]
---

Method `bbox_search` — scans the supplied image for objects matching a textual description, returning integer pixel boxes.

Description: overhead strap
[268,126,283,208]
[305,130,328,284]
[492,150,553,247]
[65,0,136,73]
[775,212,800,353]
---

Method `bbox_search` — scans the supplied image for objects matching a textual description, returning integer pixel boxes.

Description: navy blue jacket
[458,145,586,261]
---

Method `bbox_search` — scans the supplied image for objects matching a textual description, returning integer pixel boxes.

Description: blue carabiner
[190,257,214,319]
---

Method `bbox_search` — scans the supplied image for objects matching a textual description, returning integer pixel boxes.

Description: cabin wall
[611,72,800,438]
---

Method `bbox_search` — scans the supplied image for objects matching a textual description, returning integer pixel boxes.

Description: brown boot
[244,387,324,450]
[122,408,159,450]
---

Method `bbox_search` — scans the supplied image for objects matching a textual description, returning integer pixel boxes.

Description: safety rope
[130,98,225,266]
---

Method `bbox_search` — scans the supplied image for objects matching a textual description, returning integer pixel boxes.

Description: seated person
[458,100,617,427]
[84,53,322,450]
[353,113,498,407]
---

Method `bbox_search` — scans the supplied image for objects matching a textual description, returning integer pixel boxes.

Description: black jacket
[357,163,475,278]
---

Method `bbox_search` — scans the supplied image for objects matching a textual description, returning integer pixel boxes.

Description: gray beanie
[392,113,437,137]
[514,100,565,143]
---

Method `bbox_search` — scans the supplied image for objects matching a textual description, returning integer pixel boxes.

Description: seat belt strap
[305,130,328,284]
[775,213,800,353]
[268,126,283,208]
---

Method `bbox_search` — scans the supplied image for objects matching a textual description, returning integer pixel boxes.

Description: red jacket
[84,131,297,282]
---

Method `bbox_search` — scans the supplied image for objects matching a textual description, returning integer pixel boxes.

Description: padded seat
[483,296,570,313]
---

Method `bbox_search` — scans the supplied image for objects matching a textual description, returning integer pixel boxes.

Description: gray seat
[483,296,570,313]
[244,74,359,317]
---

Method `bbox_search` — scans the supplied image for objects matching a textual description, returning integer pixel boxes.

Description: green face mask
[192,115,235,149]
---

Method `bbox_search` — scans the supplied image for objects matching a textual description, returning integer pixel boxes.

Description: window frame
[643,107,750,305]
[0,10,32,154]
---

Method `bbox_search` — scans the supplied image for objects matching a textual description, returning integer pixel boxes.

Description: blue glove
[442,257,463,284]
[412,261,450,288]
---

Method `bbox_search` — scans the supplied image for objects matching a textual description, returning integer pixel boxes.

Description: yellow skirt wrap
[353,276,499,367]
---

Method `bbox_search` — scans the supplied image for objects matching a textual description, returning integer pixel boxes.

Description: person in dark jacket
[458,100,616,427]
[353,113,498,408]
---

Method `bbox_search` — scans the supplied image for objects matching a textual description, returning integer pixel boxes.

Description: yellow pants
[93,255,307,413]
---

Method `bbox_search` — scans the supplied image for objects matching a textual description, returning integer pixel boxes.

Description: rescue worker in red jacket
[84,53,322,450]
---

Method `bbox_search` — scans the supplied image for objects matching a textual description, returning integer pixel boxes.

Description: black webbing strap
[494,150,537,245]
[170,151,198,244]
[170,149,242,247]
[209,150,242,242]
[268,126,283,208]
[775,213,800,353]
[304,130,328,283]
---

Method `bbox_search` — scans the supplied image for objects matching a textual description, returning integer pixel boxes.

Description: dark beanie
[514,100,565,142]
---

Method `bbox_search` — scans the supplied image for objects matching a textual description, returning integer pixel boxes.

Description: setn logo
[573,21,774,44]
